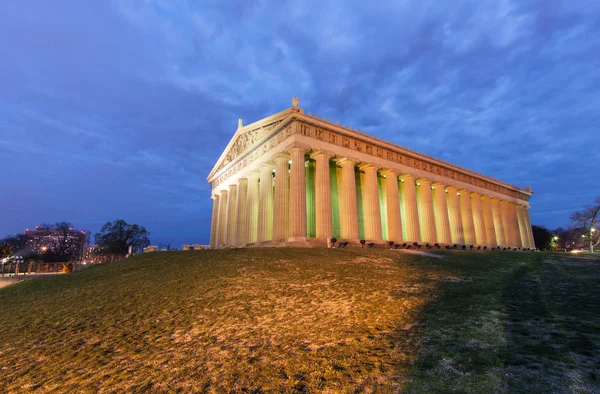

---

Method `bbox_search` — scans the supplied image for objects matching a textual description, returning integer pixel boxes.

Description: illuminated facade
[207,98,535,248]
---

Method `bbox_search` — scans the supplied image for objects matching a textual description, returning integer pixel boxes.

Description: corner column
[516,205,528,248]
[235,178,248,246]
[339,159,359,240]
[432,182,452,244]
[312,152,333,240]
[508,203,521,247]
[360,164,382,241]
[417,179,436,243]
[273,155,290,241]
[524,206,535,248]
[400,175,420,242]
[383,170,402,243]
[288,147,307,239]
[210,194,220,248]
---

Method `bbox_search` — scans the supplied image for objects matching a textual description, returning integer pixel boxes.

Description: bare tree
[49,222,83,261]
[571,196,600,254]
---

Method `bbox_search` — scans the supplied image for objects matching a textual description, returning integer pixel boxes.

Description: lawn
[0,249,599,393]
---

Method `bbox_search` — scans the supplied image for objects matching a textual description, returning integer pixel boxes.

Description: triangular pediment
[207,108,295,181]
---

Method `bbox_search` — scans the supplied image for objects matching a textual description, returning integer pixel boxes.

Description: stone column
[225,184,238,246]
[400,175,420,242]
[499,200,512,247]
[257,164,274,242]
[209,194,220,248]
[470,192,486,245]
[524,207,535,248]
[516,205,528,248]
[339,159,359,240]
[432,182,452,244]
[446,186,464,244]
[382,170,402,243]
[417,179,436,243]
[490,198,505,246]
[480,195,497,246]
[508,203,521,247]
[218,189,228,246]
[246,172,259,244]
[235,178,248,246]
[273,154,290,241]
[288,147,307,239]
[459,189,476,245]
[360,164,382,241]
[312,152,333,240]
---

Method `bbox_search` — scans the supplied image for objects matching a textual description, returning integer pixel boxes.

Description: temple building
[207,98,535,249]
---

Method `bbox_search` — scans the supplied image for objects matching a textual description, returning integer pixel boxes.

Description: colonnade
[210,147,535,249]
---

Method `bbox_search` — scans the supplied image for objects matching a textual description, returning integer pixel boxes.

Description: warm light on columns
[235,178,249,246]
[360,164,383,241]
[459,189,476,244]
[499,200,512,247]
[288,146,307,238]
[382,170,402,243]
[257,164,274,242]
[417,178,436,243]
[516,204,529,248]
[245,172,260,244]
[432,182,452,243]
[446,186,464,244]
[225,184,238,246]
[490,198,506,246]
[400,174,420,242]
[218,189,228,246]
[480,195,497,246]
[311,151,333,239]
[339,158,359,240]
[273,154,290,241]
[470,192,486,245]
[209,194,220,248]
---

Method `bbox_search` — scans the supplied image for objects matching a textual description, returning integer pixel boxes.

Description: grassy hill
[1,249,599,393]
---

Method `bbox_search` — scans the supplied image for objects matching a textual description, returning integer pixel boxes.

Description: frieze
[213,119,529,201]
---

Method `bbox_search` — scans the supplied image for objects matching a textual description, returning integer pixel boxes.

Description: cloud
[0,0,598,243]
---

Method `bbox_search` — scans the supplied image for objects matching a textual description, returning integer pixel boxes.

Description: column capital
[228,183,238,191]
[310,150,334,160]
[469,191,481,197]
[358,163,380,172]
[336,156,360,166]
[381,169,398,178]
[446,185,459,192]
[399,173,415,182]
[237,177,248,184]
[246,171,260,180]
[458,188,471,194]
[273,153,290,162]
[212,194,220,200]
[431,181,446,189]
[258,163,275,171]
[416,178,432,186]
[287,144,310,154]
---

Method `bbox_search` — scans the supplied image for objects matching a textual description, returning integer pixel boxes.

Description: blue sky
[1,0,599,246]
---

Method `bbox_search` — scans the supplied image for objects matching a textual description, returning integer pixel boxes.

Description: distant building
[25,227,86,261]
[182,244,207,250]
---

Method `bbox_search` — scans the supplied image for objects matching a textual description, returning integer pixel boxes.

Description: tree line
[0,220,150,262]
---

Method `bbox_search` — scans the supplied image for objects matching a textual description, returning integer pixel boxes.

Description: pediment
[207,109,293,181]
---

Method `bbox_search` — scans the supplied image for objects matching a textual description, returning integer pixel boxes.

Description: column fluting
[459,189,476,245]
[218,189,228,247]
[210,194,220,248]
[491,198,506,246]
[446,186,465,244]
[339,159,359,240]
[470,192,486,245]
[432,182,452,244]
[225,184,238,247]
[257,164,274,242]
[400,175,421,242]
[246,172,259,244]
[235,178,248,246]
[417,179,436,243]
[360,164,382,241]
[499,200,512,247]
[383,170,402,243]
[288,147,307,238]
[312,152,333,240]
[273,155,290,241]
[480,195,497,246]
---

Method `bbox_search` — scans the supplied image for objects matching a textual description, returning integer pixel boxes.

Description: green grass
[1,249,599,393]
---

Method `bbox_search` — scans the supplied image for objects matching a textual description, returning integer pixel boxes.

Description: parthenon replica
[207,98,535,249]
